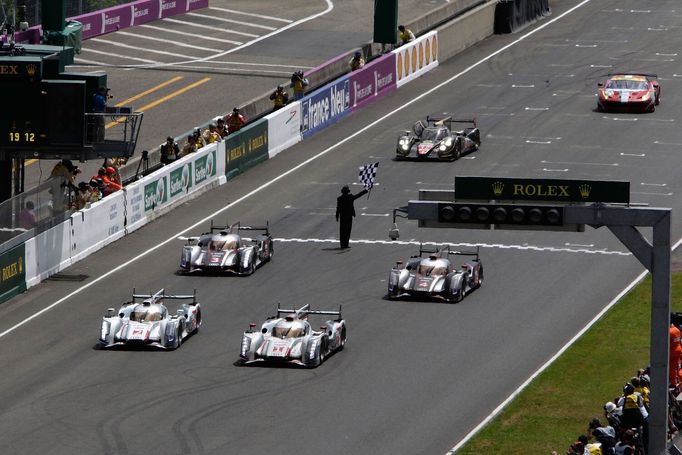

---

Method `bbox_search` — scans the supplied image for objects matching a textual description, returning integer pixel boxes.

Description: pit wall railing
[0,0,513,304]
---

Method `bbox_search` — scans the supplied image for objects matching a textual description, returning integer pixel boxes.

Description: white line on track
[186,12,277,31]
[542,168,569,172]
[207,60,313,69]
[114,31,222,52]
[81,47,161,64]
[90,37,199,59]
[632,191,673,196]
[118,1,334,69]
[620,152,645,157]
[273,238,630,255]
[162,18,259,37]
[138,24,243,45]
[541,160,618,167]
[208,7,293,23]
[641,182,667,187]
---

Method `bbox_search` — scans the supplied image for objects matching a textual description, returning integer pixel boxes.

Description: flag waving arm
[358,162,379,198]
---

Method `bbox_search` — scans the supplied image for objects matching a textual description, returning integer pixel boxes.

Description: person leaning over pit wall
[269,85,289,112]
[290,70,309,100]
[225,107,246,134]
[349,51,365,71]
[398,25,415,45]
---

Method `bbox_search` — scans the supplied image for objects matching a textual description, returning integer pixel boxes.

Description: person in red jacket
[670,316,682,387]
[225,107,246,134]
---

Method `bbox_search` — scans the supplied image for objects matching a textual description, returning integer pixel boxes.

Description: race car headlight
[444,138,453,147]
[100,321,110,341]
[401,144,409,151]
[439,144,447,151]
[398,138,408,146]
[641,92,651,100]
[165,323,176,341]
[308,339,319,359]
[241,336,251,357]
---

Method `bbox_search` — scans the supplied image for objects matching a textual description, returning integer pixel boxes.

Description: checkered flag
[358,162,379,190]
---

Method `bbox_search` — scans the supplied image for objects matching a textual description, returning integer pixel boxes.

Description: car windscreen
[606,80,649,91]
[421,129,441,141]
[417,264,447,276]
[131,306,164,322]
[208,240,237,251]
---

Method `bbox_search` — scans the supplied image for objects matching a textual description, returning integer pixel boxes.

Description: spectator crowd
[551,313,682,455]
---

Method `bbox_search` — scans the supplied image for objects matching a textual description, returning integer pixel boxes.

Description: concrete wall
[436,0,498,61]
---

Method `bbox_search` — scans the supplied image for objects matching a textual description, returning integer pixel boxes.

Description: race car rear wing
[131,288,198,305]
[417,244,480,259]
[276,303,343,320]
[426,115,477,128]
[238,221,269,235]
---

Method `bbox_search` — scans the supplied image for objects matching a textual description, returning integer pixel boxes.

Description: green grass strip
[456,273,682,454]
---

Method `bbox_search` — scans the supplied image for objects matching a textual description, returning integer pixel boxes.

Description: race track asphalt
[2,0,682,454]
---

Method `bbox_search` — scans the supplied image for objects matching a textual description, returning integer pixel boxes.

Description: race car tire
[175,328,182,349]
[193,309,202,334]
[454,283,465,303]
[267,242,274,262]
[476,267,484,288]
[338,327,347,351]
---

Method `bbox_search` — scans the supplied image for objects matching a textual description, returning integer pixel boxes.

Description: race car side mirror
[197,242,203,247]
[597,82,603,87]
[389,224,399,240]
[106,308,115,317]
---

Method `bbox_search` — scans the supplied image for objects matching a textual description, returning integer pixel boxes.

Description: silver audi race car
[99,289,202,349]
[238,304,346,368]
[387,245,483,303]
[178,220,273,275]
[395,116,481,161]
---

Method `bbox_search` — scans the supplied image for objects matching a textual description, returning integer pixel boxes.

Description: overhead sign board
[454,176,630,203]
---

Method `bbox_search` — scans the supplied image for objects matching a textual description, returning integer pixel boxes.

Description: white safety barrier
[23,143,226,288]
[265,101,302,159]
[393,30,439,87]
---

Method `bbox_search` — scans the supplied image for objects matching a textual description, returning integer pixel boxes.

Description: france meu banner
[300,77,351,138]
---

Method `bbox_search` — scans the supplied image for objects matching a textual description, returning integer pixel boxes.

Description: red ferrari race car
[597,73,660,113]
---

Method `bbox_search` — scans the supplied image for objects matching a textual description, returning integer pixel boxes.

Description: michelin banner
[300,77,351,139]
[266,102,302,159]
[73,0,208,40]
[393,30,439,88]
[349,53,397,112]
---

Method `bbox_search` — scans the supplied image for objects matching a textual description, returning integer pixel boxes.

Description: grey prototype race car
[387,245,483,303]
[238,303,346,368]
[395,116,481,161]
[178,220,273,275]
[99,289,202,349]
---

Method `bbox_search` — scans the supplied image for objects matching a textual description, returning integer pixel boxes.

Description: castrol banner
[392,30,439,88]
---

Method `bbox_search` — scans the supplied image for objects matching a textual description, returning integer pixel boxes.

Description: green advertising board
[454,177,630,203]
[194,149,216,185]
[143,175,168,212]
[225,119,269,180]
[0,243,26,304]
[169,162,192,198]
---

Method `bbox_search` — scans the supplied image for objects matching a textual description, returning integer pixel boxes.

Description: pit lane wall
[6,0,209,44]
[21,143,224,289]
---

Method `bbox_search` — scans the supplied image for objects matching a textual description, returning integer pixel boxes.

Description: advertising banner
[169,162,193,198]
[68,0,207,41]
[125,183,145,229]
[160,0,186,17]
[349,53,397,112]
[265,101,301,159]
[103,5,133,34]
[225,119,269,180]
[393,30,439,87]
[300,77,351,139]
[76,12,104,40]
[193,149,217,186]
[0,243,26,304]
[132,0,160,26]
[143,175,169,213]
